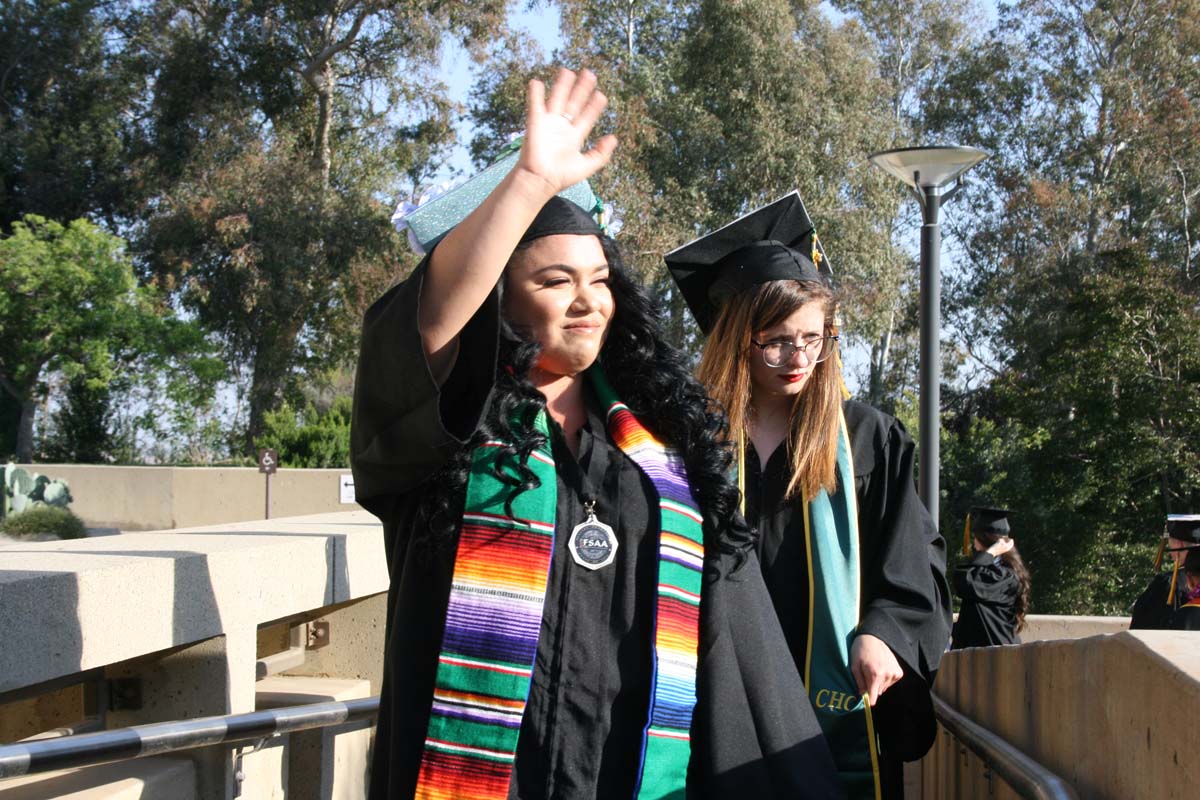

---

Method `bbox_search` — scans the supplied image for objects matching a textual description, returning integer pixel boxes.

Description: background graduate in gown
[665,194,952,800]
[1130,514,1197,630]
[951,507,1031,649]
[1170,545,1200,631]
[351,70,841,799]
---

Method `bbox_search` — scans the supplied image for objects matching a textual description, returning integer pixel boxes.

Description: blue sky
[433,5,563,180]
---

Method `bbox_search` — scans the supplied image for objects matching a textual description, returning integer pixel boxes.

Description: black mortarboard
[664,192,833,334]
[963,507,1012,555]
[1166,514,1200,543]
[519,196,603,244]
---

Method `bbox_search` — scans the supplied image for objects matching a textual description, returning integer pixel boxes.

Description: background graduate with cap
[1169,549,1200,631]
[950,507,1032,649]
[1130,514,1197,630]
[665,194,952,800]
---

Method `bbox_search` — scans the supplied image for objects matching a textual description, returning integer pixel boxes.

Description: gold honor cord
[802,499,815,690]
[862,694,883,800]
[738,429,746,518]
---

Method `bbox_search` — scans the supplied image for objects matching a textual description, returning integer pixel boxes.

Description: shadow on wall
[0,570,83,742]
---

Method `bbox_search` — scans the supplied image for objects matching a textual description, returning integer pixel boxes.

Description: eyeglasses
[751,336,839,368]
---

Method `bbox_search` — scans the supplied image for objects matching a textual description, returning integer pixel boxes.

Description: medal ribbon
[413,366,703,800]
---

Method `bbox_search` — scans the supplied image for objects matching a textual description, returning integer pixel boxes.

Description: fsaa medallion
[568,502,618,570]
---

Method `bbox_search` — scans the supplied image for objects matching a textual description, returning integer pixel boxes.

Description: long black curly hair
[413,237,752,564]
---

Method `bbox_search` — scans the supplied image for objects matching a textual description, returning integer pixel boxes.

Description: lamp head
[868,145,990,193]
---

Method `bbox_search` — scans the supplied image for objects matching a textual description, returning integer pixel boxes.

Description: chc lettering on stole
[814,688,859,712]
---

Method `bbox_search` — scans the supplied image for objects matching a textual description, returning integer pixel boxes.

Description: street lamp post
[867,145,990,526]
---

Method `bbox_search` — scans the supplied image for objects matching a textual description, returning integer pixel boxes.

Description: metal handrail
[0,697,380,780]
[931,693,1078,800]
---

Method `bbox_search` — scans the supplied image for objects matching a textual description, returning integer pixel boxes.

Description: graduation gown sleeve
[690,547,845,800]
[844,401,953,762]
[1130,571,1188,630]
[350,257,500,521]
[950,552,1020,648]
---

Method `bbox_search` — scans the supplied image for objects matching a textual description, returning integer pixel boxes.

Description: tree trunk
[314,63,334,190]
[16,398,35,463]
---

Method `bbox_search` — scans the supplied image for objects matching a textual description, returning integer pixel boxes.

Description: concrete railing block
[928,630,1200,799]
[0,757,195,799]
[255,677,372,800]
[0,511,387,694]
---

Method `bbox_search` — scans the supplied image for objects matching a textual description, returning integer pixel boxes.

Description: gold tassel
[962,514,972,556]
[1153,537,1167,572]
[1168,558,1181,606]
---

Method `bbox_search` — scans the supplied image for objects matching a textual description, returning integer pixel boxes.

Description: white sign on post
[339,474,356,504]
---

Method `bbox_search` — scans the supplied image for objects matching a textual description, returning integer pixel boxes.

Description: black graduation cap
[1166,514,1200,543]
[963,506,1012,555]
[664,192,833,334]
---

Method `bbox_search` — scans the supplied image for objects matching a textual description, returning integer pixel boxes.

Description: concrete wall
[0,510,389,799]
[924,631,1200,799]
[1019,613,1131,642]
[18,464,360,530]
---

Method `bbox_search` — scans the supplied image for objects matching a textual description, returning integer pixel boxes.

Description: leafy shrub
[1,506,87,539]
[257,396,351,468]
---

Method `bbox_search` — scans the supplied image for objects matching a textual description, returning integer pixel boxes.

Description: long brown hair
[697,279,842,501]
[974,531,1033,632]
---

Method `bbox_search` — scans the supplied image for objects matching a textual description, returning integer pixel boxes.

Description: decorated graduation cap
[663,191,833,334]
[962,506,1012,556]
[391,134,605,255]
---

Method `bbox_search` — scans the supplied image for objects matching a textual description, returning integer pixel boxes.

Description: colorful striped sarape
[413,366,705,800]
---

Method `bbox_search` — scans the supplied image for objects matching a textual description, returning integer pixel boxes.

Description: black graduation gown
[951,552,1020,649]
[351,262,843,800]
[1169,601,1200,631]
[1130,571,1189,630]
[746,400,953,771]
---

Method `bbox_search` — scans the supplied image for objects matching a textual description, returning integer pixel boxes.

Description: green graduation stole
[413,367,704,800]
[802,408,882,800]
[738,408,882,800]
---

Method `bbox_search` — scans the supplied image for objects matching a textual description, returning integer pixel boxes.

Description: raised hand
[987,537,1015,557]
[517,68,618,198]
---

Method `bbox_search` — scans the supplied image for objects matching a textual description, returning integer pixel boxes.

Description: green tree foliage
[133,0,511,453]
[471,0,937,363]
[922,0,1200,613]
[0,216,218,463]
[257,395,352,469]
[38,376,117,464]
[943,250,1200,614]
[0,0,139,229]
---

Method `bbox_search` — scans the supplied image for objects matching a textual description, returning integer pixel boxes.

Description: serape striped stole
[414,367,704,800]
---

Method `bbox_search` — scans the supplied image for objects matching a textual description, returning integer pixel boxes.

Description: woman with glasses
[352,72,842,799]
[666,194,952,800]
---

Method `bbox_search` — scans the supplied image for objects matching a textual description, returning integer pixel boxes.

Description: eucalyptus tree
[133,0,511,451]
[922,0,1200,612]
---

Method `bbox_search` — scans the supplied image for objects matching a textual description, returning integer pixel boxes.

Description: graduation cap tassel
[1168,558,1181,606]
[1153,537,1167,572]
[962,514,972,557]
